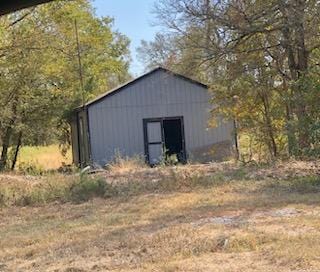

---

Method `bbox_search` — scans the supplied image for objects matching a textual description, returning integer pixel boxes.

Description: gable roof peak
[76,66,207,110]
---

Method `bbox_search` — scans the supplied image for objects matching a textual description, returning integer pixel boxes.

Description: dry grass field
[17,145,72,171]
[0,161,320,271]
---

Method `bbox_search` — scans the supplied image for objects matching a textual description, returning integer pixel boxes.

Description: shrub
[69,173,110,202]
[287,175,320,193]
[0,172,113,206]
[18,161,46,176]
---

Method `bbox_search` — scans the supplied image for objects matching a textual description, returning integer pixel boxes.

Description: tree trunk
[293,0,309,150]
[0,126,14,171]
[281,79,297,156]
[261,94,278,158]
[11,131,22,171]
[285,102,297,156]
[0,98,18,171]
[233,118,240,160]
[268,122,278,158]
[205,0,211,53]
[280,0,310,152]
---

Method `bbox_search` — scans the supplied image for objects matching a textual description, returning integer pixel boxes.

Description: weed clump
[69,173,111,202]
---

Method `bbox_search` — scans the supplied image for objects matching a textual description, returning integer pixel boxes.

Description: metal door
[145,121,164,164]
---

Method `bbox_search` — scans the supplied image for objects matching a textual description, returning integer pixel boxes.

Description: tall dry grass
[0,173,108,206]
[1,160,319,207]
[17,145,72,171]
[106,154,147,175]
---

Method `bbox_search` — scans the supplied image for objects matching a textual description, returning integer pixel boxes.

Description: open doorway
[143,117,186,165]
[163,119,184,162]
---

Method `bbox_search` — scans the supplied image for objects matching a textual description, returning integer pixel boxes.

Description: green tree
[0,0,131,171]
[139,0,320,159]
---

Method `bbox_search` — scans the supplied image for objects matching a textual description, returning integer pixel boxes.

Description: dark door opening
[143,116,186,165]
[163,119,184,162]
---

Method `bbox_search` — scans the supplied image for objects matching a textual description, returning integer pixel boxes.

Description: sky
[92,0,160,76]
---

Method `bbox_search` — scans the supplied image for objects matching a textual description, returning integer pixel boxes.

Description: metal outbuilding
[71,67,234,166]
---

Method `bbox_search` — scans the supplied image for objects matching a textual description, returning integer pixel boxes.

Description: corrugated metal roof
[76,67,207,110]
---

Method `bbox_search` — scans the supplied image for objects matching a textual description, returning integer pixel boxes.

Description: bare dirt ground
[1,161,320,271]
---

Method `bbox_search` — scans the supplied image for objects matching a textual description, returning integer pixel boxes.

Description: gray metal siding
[88,69,233,165]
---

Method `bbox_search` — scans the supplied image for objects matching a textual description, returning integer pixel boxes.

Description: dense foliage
[0,0,131,170]
[138,0,320,161]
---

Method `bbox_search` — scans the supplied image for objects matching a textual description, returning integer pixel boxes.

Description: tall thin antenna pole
[205,0,210,52]
[74,19,85,107]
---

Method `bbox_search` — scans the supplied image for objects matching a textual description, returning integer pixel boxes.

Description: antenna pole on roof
[74,19,85,108]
